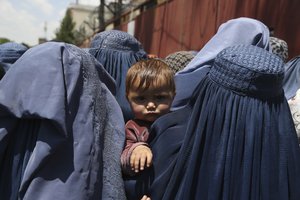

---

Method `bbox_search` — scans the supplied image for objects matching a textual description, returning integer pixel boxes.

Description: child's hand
[130,145,153,173]
[141,195,151,200]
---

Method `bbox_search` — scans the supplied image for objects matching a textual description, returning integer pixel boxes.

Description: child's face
[127,86,174,122]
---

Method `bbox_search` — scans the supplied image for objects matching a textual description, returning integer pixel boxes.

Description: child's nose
[146,102,156,109]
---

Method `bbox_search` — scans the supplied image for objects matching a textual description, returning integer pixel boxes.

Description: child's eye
[134,96,146,102]
[155,95,168,100]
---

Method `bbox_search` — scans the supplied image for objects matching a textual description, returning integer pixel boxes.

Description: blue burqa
[0,42,126,200]
[89,30,148,122]
[0,42,28,72]
[283,56,300,100]
[172,17,270,110]
[124,45,300,200]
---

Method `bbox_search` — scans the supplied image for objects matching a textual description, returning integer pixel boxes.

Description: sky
[0,0,100,46]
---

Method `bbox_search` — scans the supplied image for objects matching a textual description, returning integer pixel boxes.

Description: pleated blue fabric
[0,42,126,200]
[124,45,300,200]
[89,30,148,122]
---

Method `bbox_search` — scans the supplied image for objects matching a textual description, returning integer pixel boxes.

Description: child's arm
[121,121,151,175]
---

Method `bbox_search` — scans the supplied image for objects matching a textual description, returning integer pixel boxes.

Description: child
[121,59,176,176]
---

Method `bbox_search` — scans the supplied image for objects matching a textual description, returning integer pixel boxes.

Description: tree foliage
[55,9,76,44]
[74,26,87,46]
[0,38,11,44]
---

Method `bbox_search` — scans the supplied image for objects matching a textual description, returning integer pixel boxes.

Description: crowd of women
[0,17,300,200]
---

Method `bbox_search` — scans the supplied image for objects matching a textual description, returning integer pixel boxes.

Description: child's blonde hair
[126,59,176,96]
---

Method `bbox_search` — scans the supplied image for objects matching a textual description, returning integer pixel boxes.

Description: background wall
[119,0,300,59]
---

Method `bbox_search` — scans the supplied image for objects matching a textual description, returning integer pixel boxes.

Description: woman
[89,30,148,122]
[125,44,300,200]
[0,42,28,72]
[0,42,126,200]
[172,17,270,109]
[283,56,300,143]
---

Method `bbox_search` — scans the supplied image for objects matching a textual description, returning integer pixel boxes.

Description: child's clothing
[121,119,152,175]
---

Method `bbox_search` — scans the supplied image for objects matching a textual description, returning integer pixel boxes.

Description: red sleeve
[121,120,150,176]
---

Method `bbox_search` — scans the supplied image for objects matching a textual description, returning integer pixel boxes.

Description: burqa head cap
[209,45,284,98]
[90,30,146,56]
[164,51,195,73]
[269,36,289,62]
[0,42,28,72]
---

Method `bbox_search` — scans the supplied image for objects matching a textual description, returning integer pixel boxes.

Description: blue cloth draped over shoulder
[172,17,270,110]
[283,56,300,100]
[0,42,28,72]
[89,30,148,122]
[124,45,300,200]
[0,42,126,200]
